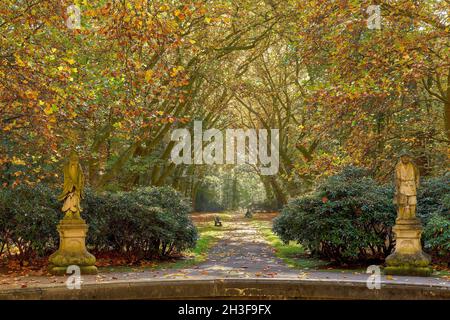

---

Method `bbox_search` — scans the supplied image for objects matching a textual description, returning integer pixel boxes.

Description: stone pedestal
[385,218,431,276]
[48,218,97,275]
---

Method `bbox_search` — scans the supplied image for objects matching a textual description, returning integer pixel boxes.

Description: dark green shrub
[423,213,450,262]
[0,185,60,263]
[82,187,198,261]
[273,166,397,263]
[0,185,197,264]
[417,175,450,223]
[422,194,450,262]
[417,175,450,263]
[135,187,198,254]
[274,167,450,265]
[82,189,120,252]
[272,195,324,250]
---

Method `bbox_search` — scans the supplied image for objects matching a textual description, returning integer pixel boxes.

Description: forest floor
[0,212,449,290]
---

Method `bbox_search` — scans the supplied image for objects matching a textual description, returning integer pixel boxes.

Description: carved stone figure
[48,150,97,275]
[385,151,431,276]
[394,150,419,220]
[58,151,84,220]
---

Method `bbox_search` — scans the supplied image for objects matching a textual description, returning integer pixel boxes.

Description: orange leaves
[23,90,38,100]
[179,117,190,124]
[173,9,186,21]
[196,5,207,16]
[160,117,175,124]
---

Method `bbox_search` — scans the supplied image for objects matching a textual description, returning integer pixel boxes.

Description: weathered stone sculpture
[394,151,420,220]
[385,151,431,276]
[59,151,84,220]
[48,151,97,275]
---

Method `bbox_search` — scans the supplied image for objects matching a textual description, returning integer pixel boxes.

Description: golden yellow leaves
[221,15,231,24]
[159,4,170,12]
[74,0,88,6]
[11,157,26,166]
[12,171,23,177]
[43,104,58,116]
[170,65,185,77]
[145,69,154,82]
[64,58,76,65]
[203,16,227,25]
[14,54,27,67]
[43,106,52,115]
[2,124,13,131]
[164,19,179,33]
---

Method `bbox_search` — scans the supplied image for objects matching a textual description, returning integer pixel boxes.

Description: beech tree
[1,0,448,204]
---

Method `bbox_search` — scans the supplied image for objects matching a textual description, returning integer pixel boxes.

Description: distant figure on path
[214,216,222,227]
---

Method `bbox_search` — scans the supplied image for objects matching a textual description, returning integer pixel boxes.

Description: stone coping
[0,278,449,300]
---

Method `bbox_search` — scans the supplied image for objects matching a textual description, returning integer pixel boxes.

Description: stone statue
[385,150,431,276]
[394,150,419,220]
[58,150,84,220]
[48,149,97,275]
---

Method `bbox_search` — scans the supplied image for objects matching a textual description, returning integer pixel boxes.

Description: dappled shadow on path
[1,213,449,289]
[177,220,292,278]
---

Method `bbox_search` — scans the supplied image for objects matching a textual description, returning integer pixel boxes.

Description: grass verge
[250,219,328,270]
[99,214,228,273]
[251,218,450,277]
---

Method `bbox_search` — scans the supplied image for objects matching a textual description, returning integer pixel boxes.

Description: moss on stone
[48,265,98,275]
[384,266,432,277]
[49,250,96,267]
[385,251,431,267]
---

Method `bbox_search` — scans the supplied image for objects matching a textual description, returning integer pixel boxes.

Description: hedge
[0,185,198,264]
[273,167,450,264]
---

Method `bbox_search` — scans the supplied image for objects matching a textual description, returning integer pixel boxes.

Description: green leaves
[274,166,397,264]
[82,186,198,261]
[0,185,198,264]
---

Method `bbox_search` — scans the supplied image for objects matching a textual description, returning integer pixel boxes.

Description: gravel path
[1,217,449,290]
